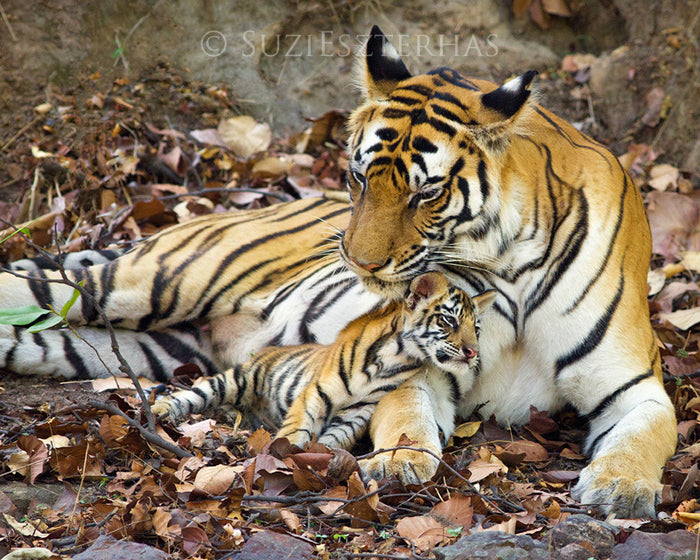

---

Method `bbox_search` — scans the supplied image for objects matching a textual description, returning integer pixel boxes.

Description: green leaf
[27,314,64,333]
[60,283,83,318]
[0,305,51,326]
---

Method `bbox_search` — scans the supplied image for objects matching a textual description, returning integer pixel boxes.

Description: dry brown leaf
[467,456,507,483]
[647,191,700,258]
[252,156,292,177]
[453,421,482,438]
[542,0,572,16]
[682,252,700,273]
[2,513,49,538]
[431,494,474,528]
[90,377,160,392]
[647,268,666,296]
[280,508,303,533]
[657,308,700,330]
[648,163,679,191]
[190,128,227,147]
[395,515,448,551]
[218,116,271,159]
[247,427,271,456]
[193,465,239,495]
[503,440,549,462]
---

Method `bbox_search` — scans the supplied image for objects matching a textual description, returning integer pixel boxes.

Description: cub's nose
[462,345,477,360]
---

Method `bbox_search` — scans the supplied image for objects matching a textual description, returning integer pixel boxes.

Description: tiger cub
[152,272,494,449]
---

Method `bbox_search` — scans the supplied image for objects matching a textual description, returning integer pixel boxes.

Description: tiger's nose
[348,256,385,273]
[462,346,477,360]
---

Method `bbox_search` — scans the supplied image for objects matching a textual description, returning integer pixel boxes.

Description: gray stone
[611,530,699,560]
[225,531,314,560]
[72,534,168,560]
[555,543,599,560]
[434,531,549,560]
[548,514,617,559]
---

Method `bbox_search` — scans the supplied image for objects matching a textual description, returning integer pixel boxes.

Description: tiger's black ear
[481,70,538,118]
[360,25,412,100]
[407,272,447,310]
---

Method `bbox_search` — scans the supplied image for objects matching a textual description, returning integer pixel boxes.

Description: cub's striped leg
[0,323,215,380]
[317,403,376,449]
[151,364,251,421]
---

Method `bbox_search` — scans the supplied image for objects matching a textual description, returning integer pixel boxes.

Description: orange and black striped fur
[152,273,494,449]
[0,26,676,518]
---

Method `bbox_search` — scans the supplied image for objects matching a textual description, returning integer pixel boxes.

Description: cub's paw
[151,398,176,420]
[360,448,440,485]
[573,463,662,519]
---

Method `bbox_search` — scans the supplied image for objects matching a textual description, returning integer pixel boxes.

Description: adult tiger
[0,27,676,518]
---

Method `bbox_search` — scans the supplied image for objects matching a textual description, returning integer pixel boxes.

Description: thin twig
[0,2,17,41]
[1,115,41,152]
[357,445,509,514]
[88,399,192,459]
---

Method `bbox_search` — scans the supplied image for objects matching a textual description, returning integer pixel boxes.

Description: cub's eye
[409,187,443,209]
[438,314,458,330]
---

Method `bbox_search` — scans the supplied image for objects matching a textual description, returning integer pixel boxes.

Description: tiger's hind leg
[0,322,215,380]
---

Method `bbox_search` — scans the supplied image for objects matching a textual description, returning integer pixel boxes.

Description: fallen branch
[89,399,192,459]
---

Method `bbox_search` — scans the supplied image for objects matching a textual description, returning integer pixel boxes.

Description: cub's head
[340,26,537,298]
[401,272,495,375]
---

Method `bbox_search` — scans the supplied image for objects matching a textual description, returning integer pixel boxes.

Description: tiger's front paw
[360,448,440,485]
[573,461,662,519]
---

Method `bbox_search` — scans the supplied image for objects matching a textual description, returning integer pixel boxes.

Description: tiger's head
[401,272,495,375]
[340,26,537,298]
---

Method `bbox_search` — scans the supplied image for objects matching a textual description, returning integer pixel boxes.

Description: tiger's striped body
[152,273,493,449]
[0,27,676,518]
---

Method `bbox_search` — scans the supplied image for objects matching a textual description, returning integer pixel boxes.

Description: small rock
[555,543,598,560]
[434,531,549,560]
[224,531,314,560]
[611,530,699,560]
[548,514,617,559]
[72,534,169,560]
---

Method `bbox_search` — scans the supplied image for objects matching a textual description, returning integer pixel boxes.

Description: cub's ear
[358,25,412,101]
[473,289,497,313]
[407,272,447,310]
[481,70,538,119]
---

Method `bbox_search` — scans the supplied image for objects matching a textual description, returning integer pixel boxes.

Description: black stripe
[389,95,422,106]
[555,272,624,377]
[28,269,53,308]
[586,425,614,457]
[138,341,169,382]
[61,331,89,379]
[431,104,464,124]
[317,387,333,424]
[477,160,489,201]
[428,117,456,137]
[582,370,654,423]
[566,175,629,313]
[147,330,218,373]
[412,135,438,153]
[376,127,399,142]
